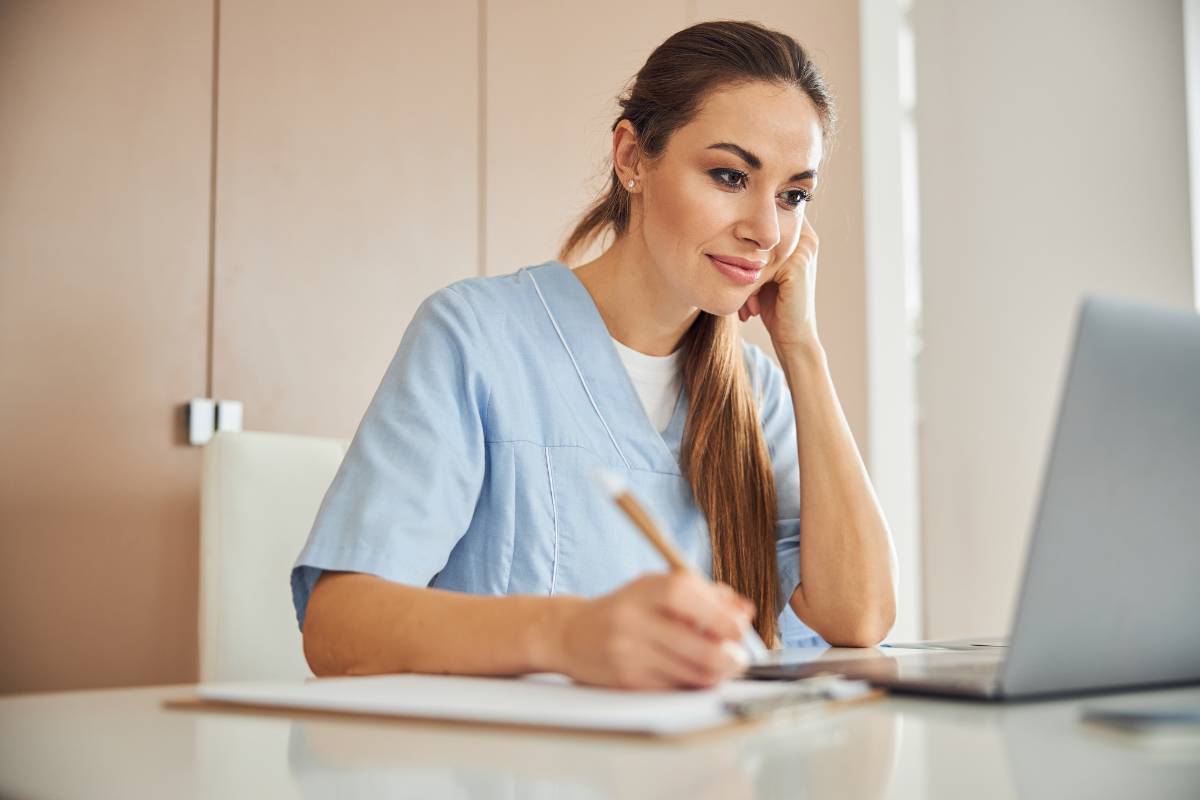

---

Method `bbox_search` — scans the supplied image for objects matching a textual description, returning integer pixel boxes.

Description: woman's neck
[571,237,701,357]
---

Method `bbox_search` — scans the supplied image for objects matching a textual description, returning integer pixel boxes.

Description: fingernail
[720,639,750,668]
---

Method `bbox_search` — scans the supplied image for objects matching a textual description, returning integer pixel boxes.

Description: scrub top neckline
[523,261,690,474]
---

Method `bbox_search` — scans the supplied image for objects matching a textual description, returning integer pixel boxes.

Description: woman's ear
[612,120,643,188]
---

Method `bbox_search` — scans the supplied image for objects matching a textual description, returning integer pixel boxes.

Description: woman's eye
[709,167,747,189]
[780,188,813,208]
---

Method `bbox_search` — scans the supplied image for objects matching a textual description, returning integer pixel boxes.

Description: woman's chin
[697,292,753,319]
[692,299,733,317]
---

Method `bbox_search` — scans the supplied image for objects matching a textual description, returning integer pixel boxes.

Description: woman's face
[634,80,824,316]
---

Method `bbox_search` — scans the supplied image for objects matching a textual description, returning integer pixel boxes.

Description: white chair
[199,430,349,682]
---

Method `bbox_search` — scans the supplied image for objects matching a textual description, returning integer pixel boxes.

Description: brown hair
[558,20,837,645]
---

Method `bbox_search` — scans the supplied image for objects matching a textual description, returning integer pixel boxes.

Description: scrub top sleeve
[749,346,804,608]
[750,344,828,648]
[290,286,490,630]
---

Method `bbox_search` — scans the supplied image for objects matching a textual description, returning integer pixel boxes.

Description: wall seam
[477,0,487,277]
[205,0,222,397]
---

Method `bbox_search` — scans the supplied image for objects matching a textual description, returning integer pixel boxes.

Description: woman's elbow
[301,604,345,677]
[816,599,897,648]
[827,620,891,648]
[300,577,359,677]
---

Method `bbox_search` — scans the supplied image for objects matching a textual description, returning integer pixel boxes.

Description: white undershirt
[610,336,684,433]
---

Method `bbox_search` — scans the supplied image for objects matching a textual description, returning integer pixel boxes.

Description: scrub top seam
[484,439,595,450]
[504,444,518,596]
[481,440,683,477]
[544,448,560,596]
[524,268,631,470]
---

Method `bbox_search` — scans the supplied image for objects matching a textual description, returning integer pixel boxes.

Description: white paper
[197,672,801,736]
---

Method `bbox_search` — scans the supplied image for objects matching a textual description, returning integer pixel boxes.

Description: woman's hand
[738,216,821,349]
[556,572,755,690]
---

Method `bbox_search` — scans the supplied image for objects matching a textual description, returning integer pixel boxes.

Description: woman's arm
[780,340,898,646]
[303,571,574,677]
[741,217,898,647]
[302,569,754,687]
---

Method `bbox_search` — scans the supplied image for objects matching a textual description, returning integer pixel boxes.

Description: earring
[627,179,635,189]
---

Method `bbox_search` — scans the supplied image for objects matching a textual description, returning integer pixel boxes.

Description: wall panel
[212,0,480,438]
[0,0,213,692]
[484,1,689,274]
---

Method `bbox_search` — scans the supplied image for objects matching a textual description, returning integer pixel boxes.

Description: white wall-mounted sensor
[216,400,243,433]
[188,398,216,446]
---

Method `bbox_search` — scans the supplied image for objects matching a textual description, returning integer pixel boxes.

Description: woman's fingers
[652,573,750,643]
[644,613,747,687]
[715,581,756,619]
[739,293,761,320]
[637,575,753,687]
[639,664,692,691]
[562,573,758,690]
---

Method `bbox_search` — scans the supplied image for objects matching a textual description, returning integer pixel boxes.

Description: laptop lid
[1001,295,1200,696]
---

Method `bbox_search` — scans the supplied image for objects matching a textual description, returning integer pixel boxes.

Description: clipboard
[165,672,884,739]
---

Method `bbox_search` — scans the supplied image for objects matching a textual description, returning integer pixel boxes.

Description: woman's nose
[734,193,782,252]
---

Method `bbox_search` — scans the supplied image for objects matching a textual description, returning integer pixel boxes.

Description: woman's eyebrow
[706,141,817,182]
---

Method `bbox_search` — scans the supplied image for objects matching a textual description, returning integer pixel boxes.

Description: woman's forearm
[302,571,585,677]
[302,570,753,688]
[779,339,898,646]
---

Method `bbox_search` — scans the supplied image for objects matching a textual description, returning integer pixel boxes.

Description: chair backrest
[199,430,349,682]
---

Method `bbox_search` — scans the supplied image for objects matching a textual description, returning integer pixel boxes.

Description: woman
[294,20,897,690]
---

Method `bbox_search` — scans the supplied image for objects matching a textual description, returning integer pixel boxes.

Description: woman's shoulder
[402,260,566,368]
[430,260,563,318]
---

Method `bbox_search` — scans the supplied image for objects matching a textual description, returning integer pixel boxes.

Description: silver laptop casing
[995,295,1200,697]
[749,296,1200,697]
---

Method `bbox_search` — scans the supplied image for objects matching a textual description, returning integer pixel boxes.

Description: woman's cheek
[778,219,803,261]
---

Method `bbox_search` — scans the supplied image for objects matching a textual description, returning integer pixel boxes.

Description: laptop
[750,295,1200,699]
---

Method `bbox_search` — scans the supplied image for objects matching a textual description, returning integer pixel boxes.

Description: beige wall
[484,1,689,274]
[1,1,870,692]
[0,0,213,692]
[914,0,1195,638]
[211,0,480,438]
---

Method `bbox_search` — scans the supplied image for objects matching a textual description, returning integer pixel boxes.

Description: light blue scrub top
[291,261,824,647]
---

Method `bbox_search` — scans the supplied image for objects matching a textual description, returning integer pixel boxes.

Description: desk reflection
[283,693,900,800]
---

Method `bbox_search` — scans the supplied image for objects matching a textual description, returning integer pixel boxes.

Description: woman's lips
[709,254,765,269]
[707,254,763,286]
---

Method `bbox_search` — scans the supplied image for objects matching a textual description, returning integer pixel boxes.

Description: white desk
[2,658,1198,799]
